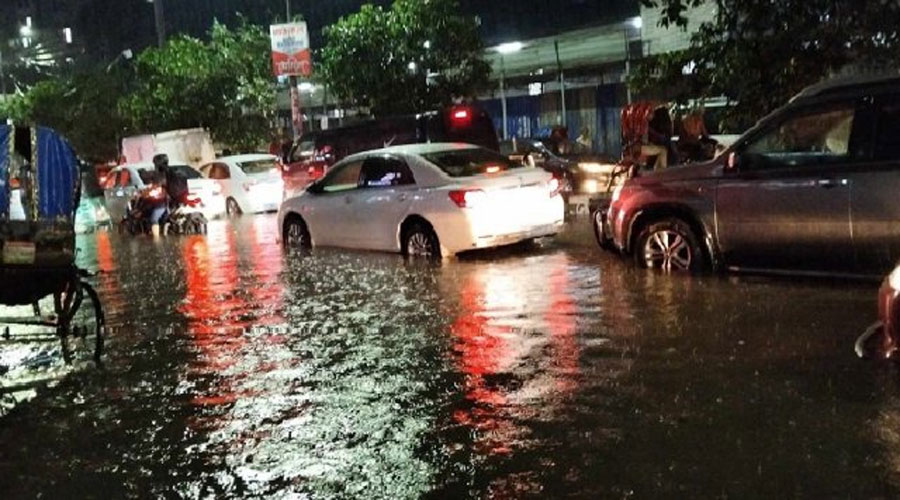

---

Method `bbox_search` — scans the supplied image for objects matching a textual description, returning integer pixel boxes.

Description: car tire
[592,208,614,250]
[283,216,311,249]
[402,222,441,260]
[634,218,705,272]
[226,198,242,217]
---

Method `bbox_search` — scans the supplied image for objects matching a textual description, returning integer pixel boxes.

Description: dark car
[597,74,900,276]
[501,138,618,195]
[283,105,499,190]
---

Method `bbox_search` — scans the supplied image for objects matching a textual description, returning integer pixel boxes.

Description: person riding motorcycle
[147,153,189,235]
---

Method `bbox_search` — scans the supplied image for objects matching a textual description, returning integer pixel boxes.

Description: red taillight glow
[449,106,473,127]
[485,165,501,174]
[449,189,486,208]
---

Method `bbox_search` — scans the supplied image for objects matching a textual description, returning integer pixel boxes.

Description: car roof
[793,73,900,101]
[355,142,481,157]
[216,154,277,163]
[118,162,194,171]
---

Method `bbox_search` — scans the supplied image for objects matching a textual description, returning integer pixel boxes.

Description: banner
[270,22,312,77]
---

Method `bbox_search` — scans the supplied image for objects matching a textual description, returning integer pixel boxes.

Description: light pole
[495,42,523,140]
[152,0,166,47]
[624,16,643,105]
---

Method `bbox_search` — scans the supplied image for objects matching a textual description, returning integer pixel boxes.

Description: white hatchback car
[277,143,565,258]
[199,154,285,216]
[102,162,225,222]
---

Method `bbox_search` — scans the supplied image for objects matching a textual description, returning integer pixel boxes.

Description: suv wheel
[635,218,704,272]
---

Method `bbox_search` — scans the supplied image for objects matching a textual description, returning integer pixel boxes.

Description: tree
[0,66,128,160]
[320,0,490,116]
[633,0,900,128]
[119,19,276,151]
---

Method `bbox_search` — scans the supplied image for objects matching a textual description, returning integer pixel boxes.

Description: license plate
[2,242,36,265]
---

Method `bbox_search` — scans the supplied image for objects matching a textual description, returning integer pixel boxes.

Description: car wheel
[283,216,311,249]
[592,208,614,250]
[403,223,441,260]
[226,198,242,217]
[634,218,705,272]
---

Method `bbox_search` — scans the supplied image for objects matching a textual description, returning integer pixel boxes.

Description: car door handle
[816,178,845,189]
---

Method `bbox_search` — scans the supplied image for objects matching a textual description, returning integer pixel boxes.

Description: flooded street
[1,214,898,498]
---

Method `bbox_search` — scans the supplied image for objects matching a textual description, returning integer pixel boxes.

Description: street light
[493,41,523,140]
[624,17,644,104]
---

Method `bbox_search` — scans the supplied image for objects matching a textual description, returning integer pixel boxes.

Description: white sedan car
[199,154,285,216]
[102,162,225,222]
[277,143,565,258]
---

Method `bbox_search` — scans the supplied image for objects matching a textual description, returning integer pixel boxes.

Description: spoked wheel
[58,281,105,364]
[283,217,311,250]
[226,198,242,217]
[403,223,441,260]
[635,218,704,272]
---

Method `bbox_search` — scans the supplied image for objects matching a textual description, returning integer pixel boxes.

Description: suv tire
[634,218,705,272]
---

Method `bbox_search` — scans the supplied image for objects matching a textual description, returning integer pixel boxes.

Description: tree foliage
[1,67,128,160]
[633,0,900,128]
[320,0,490,116]
[119,19,276,151]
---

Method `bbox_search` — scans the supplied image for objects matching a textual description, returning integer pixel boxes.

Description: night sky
[2,0,638,62]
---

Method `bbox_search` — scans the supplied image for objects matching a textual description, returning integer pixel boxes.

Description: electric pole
[153,0,166,47]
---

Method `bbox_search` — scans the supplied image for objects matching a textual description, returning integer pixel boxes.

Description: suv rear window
[422,148,522,177]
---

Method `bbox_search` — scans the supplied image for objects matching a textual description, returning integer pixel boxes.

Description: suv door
[716,101,863,272]
[355,155,417,251]
[848,93,900,274]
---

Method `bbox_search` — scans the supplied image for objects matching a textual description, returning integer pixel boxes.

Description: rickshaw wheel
[59,282,105,364]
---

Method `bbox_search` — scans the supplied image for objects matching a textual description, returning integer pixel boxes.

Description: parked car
[277,143,564,258]
[282,105,500,191]
[199,154,285,215]
[597,74,900,276]
[500,138,618,195]
[103,162,225,222]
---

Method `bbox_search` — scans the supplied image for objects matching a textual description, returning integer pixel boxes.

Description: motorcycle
[119,184,167,235]
[165,194,207,235]
[119,186,207,236]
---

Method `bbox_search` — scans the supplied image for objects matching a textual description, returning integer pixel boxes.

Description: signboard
[270,22,312,77]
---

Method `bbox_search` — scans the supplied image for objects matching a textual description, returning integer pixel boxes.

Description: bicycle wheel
[66,281,106,364]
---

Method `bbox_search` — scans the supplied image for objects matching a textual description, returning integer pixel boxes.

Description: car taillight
[449,106,473,128]
[449,189,486,208]
[548,177,561,198]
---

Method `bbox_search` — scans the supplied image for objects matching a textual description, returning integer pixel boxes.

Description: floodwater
[1,214,898,498]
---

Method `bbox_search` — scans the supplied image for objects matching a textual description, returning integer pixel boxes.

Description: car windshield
[422,148,522,177]
[169,165,201,179]
[239,159,279,175]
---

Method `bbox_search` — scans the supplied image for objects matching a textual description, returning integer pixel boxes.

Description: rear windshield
[170,165,201,179]
[422,148,522,177]
[239,159,279,174]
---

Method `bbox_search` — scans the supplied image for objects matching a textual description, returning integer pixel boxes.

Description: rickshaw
[0,125,105,364]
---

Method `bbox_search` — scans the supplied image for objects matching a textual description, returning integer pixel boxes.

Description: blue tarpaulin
[35,127,79,219]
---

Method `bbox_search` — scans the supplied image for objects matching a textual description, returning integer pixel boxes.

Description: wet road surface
[1,214,898,498]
